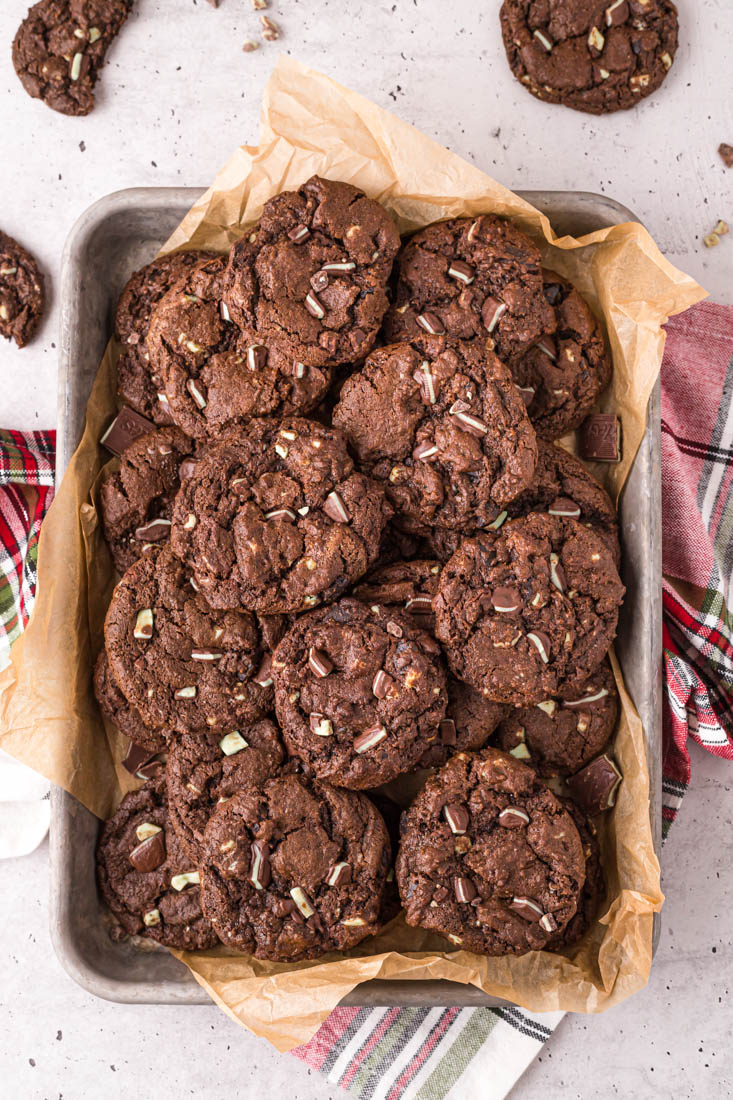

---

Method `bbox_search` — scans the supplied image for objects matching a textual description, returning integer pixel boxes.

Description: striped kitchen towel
[291,300,733,1099]
[0,429,55,664]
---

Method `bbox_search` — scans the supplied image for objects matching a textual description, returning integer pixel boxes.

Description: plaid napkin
[3,301,733,1099]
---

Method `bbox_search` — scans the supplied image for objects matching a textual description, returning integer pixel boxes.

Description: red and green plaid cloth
[3,299,733,1100]
[0,429,55,662]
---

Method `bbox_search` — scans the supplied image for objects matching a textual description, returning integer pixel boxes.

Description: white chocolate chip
[219,731,248,755]
[289,886,315,918]
[136,822,162,842]
[143,909,161,927]
[171,871,200,891]
[133,608,154,640]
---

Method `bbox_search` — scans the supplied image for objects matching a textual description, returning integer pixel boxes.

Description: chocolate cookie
[104,546,274,736]
[170,418,390,614]
[422,439,620,566]
[13,0,133,117]
[511,270,611,440]
[499,0,678,115]
[147,256,335,438]
[93,649,166,753]
[199,773,391,960]
[97,776,218,950]
[334,337,537,532]
[396,748,585,955]
[508,440,620,566]
[434,515,625,705]
[166,718,285,862]
[99,426,193,574]
[272,598,448,789]
[547,800,605,950]
[224,175,401,368]
[383,215,554,366]
[353,559,443,633]
[0,231,45,347]
[494,659,618,776]
[351,560,507,767]
[116,250,216,424]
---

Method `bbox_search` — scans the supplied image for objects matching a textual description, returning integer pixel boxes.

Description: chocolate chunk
[491,586,521,613]
[509,896,543,922]
[121,741,155,776]
[719,143,733,169]
[100,407,156,457]
[308,647,334,678]
[567,753,622,814]
[579,413,621,463]
[498,806,530,828]
[372,669,394,699]
[453,876,477,903]
[443,804,469,835]
[129,830,166,873]
[439,718,457,745]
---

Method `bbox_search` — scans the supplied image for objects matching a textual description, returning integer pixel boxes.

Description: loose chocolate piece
[567,753,622,814]
[121,741,155,776]
[0,231,45,347]
[137,759,165,780]
[720,143,733,169]
[579,413,621,463]
[100,407,156,457]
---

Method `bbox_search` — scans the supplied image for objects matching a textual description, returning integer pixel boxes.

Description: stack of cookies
[95,176,625,962]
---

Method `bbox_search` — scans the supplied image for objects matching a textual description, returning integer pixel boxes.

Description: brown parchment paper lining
[0,57,706,1051]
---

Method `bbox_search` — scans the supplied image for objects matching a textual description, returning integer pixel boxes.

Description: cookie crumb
[718,143,733,169]
[242,38,259,51]
[260,15,279,39]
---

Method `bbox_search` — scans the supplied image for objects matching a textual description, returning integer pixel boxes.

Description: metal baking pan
[51,186,661,1006]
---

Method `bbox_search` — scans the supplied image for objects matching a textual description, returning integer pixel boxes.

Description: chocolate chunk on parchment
[579,413,621,463]
[100,407,156,457]
[567,752,623,814]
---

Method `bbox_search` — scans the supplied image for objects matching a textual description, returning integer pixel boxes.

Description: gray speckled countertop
[0,0,732,1094]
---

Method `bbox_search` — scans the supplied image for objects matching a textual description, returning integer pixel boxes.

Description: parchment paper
[0,56,706,1051]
